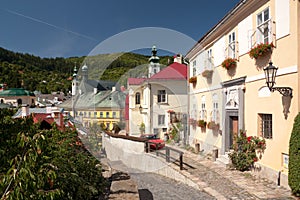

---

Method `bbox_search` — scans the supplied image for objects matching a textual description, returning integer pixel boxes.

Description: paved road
[131,172,215,200]
[108,160,215,200]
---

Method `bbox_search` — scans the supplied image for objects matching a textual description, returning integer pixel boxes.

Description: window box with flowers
[207,121,219,130]
[188,76,197,87]
[202,69,213,78]
[221,58,237,70]
[249,43,275,59]
[197,119,207,128]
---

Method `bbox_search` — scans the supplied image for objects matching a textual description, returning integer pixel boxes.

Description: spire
[149,45,159,64]
[148,45,160,78]
[73,62,78,78]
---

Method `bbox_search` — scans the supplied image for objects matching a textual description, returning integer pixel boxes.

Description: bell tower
[148,45,160,78]
[71,65,79,96]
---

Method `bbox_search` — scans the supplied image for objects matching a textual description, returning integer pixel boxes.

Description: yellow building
[60,64,126,130]
[186,0,298,188]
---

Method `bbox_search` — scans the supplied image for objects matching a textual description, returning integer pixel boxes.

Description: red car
[141,134,165,150]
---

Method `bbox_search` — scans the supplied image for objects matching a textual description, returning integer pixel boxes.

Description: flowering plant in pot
[249,42,275,59]
[188,76,197,84]
[197,119,207,128]
[202,69,213,78]
[207,121,219,130]
[221,58,237,70]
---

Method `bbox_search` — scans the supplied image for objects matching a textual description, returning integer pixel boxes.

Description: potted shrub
[249,42,275,59]
[202,69,213,78]
[221,58,237,70]
[197,119,207,128]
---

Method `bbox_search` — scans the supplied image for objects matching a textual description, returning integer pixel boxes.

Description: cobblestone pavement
[166,145,297,200]
[108,160,216,200]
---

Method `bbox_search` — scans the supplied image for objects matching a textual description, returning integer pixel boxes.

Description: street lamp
[139,105,143,113]
[263,62,293,97]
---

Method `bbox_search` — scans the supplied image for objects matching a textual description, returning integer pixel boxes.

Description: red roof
[149,62,187,80]
[128,78,146,85]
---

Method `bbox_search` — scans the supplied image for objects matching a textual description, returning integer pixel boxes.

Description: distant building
[0,88,35,107]
[127,46,188,142]
[13,104,66,130]
[59,64,126,130]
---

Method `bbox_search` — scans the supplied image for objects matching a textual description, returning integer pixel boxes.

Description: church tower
[148,45,160,78]
[82,63,88,82]
[71,65,79,96]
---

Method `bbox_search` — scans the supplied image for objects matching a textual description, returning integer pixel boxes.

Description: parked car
[140,134,165,150]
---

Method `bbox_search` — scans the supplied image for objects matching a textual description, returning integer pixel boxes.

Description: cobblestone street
[108,160,215,200]
[166,145,297,200]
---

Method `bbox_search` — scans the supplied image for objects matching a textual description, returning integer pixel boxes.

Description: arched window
[17,98,22,105]
[135,92,141,104]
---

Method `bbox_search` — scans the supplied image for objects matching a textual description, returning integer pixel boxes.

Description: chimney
[21,104,29,117]
[173,54,182,64]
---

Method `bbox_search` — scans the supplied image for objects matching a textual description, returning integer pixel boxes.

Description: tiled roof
[13,108,47,118]
[149,62,187,80]
[0,88,35,97]
[58,90,126,110]
[127,78,146,85]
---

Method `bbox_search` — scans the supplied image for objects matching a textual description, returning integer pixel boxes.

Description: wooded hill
[0,47,172,94]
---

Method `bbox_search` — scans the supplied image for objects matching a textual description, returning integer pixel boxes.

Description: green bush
[0,109,107,199]
[288,113,300,197]
[229,130,266,171]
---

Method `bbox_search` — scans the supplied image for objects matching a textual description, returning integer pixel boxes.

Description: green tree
[0,109,107,199]
[288,113,300,197]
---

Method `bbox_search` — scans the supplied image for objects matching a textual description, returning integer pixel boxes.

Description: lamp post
[263,62,293,97]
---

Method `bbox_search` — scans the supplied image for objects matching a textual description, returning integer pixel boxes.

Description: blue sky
[0,0,240,58]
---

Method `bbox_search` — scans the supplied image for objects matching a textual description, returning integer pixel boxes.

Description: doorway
[229,116,239,149]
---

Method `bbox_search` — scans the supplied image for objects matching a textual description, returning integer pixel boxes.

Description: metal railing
[145,141,184,170]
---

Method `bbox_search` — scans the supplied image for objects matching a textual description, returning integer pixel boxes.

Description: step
[216,154,231,167]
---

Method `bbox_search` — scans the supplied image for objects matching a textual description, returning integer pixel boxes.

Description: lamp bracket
[271,87,293,97]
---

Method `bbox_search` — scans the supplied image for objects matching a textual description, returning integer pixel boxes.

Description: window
[112,112,116,118]
[100,112,103,118]
[199,96,206,120]
[228,32,236,58]
[257,8,270,44]
[212,94,219,122]
[94,112,97,118]
[258,114,272,139]
[192,60,197,76]
[206,49,213,69]
[106,112,110,118]
[88,112,91,118]
[158,115,165,125]
[135,92,141,104]
[158,90,167,103]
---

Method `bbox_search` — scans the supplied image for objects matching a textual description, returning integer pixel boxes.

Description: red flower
[253,157,258,162]
[247,136,252,142]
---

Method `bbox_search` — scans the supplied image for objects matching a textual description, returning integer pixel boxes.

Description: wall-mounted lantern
[139,105,143,113]
[263,62,293,97]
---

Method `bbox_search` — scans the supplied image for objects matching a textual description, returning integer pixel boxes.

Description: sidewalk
[166,144,297,200]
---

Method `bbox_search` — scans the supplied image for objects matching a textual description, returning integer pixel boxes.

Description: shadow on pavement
[138,189,153,200]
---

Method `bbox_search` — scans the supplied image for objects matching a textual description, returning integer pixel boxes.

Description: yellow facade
[186,0,299,186]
